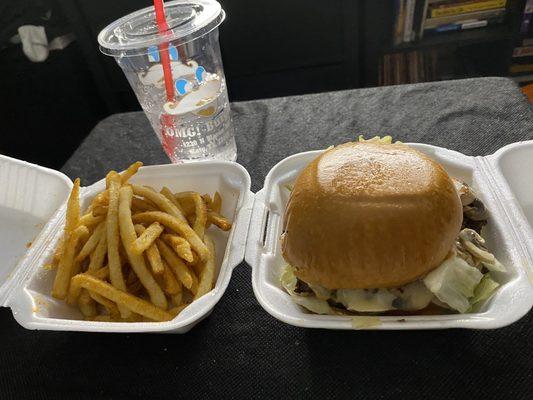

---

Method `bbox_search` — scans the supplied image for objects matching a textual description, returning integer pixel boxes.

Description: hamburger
[280,139,504,314]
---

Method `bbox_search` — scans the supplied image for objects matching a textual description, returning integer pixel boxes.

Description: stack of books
[379,50,439,85]
[393,0,507,45]
[510,0,533,84]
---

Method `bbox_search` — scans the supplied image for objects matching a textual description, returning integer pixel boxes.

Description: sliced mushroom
[454,180,476,206]
[459,229,495,264]
[464,198,489,221]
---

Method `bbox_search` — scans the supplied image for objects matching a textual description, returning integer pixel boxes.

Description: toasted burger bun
[281,142,463,289]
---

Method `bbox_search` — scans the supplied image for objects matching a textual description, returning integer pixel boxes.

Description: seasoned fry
[130,222,164,255]
[119,186,167,310]
[131,197,157,212]
[76,222,105,262]
[161,260,182,295]
[53,237,65,264]
[132,185,187,222]
[91,191,109,209]
[78,213,105,229]
[92,205,108,217]
[89,291,120,318]
[132,211,209,262]
[175,192,231,231]
[65,178,81,234]
[78,292,97,317]
[190,192,207,239]
[68,274,172,322]
[212,192,222,213]
[87,233,107,273]
[160,186,185,214]
[156,238,196,291]
[95,265,109,280]
[128,279,144,295]
[106,171,130,317]
[194,235,217,300]
[135,225,164,275]
[169,304,188,316]
[52,225,89,299]
[120,161,143,184]
[161,234,194,263]
[208,212,232,231]
[170,292,183,307]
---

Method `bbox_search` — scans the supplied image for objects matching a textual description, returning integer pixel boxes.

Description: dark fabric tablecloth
[2,77,532,399]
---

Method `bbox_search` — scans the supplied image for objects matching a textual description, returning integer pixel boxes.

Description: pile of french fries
[48,162,232,322]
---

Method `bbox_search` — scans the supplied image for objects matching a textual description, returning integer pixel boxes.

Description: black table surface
[2,77,532,399]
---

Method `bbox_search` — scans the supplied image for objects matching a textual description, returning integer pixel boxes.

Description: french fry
[89,291,120,318]
[52,225,89,299]
[76,222,105,262]
[212,192,222,213]
[87,233,107,273]
[131,185,187,222]
[131,197,157,212]
[169,304,188,316]
[175,192,231,231]
[78,292,97,317]
[128,279,144,295]
[156,238,197,292]
[78,213,105,229]
[170,292,183,307]
[135,225,164,275]
[194,235,216,300]
[160,186,185,214]
[68,274,173,322]
[91,191,109,209]
[118,185,167,310]
[161,260,182,295]
[190,192,207,239]
[161,234,194,263]
[92,205,108,217]
[202,193,213,208]
[208,212,232,231]
[202,193,214,228]
[130,222,164,255]
[120,161,143,184]
[95,265,109,280]
[132,211,209,262]
[53,237,65,264]
[65,178,81,234]
[106,171,130,317]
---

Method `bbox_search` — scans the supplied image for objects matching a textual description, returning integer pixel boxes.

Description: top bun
[281,142,463,289]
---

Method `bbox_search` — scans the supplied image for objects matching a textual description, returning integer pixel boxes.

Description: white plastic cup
[98,0,237,163]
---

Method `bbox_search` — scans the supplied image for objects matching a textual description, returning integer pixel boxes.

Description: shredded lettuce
[470,274,500,306]
[423,256,483,313]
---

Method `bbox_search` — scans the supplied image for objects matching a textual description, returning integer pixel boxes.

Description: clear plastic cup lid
[98,0,225,56]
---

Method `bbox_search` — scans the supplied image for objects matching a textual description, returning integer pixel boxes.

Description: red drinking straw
[153,0,178,160]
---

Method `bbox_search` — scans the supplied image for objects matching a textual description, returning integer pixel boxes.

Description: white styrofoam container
[245,142,533,330]
[0,158,253,333]
[1,141,532,332]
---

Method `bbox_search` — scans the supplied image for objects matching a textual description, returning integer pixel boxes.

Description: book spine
[430,0,507,18]
[419,0,430,40]
[513,46,533,57]
[424,8,505,29]
[404,0,416,42]
[394,0,406,45]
